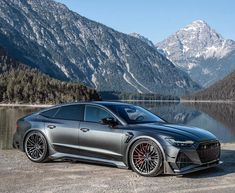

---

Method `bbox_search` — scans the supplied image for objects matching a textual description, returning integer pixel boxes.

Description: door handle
[47,125,56,129]
[80,128,90,132]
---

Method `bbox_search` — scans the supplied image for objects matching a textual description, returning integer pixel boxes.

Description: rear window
[54,105,84,121]
[40,108,59,118]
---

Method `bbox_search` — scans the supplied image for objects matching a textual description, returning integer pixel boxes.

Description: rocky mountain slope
[130,33,166,56]
[184,70,235,101]
[157,20,235,87]
[129,33,155,48]
[0,0,200,95]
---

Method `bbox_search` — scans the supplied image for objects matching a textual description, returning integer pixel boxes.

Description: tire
[24,131,48,163]
[129,139,163,177]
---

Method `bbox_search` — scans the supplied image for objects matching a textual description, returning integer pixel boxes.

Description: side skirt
[49,152,128,169]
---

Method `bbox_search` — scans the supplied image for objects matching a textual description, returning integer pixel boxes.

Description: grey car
[13,101,221,177]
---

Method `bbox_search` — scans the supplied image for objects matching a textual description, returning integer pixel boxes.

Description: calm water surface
[0,102,235,149]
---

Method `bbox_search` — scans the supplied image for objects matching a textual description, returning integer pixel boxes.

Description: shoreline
[0,99,235,107]
[180,99,235,103]
[0,103,52,107]
[119,99,180,102]
[115,99,235,103]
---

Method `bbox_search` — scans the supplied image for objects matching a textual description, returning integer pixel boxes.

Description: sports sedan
[13,101,221,176]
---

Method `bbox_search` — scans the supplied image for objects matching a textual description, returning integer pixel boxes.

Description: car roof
[92,101,132,106]
[39,101,133,112]
[54,101,132,106]
[37,101,130,126]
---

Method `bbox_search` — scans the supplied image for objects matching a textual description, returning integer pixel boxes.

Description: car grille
[197,141,220,163]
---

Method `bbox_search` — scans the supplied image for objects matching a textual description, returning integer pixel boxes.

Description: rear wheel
[24,131,48,162]
[129,139,163,177]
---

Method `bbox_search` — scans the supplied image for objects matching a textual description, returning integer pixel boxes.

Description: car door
[43,104,84,154]
[78,105,126,161]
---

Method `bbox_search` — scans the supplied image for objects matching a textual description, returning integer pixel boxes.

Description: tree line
[183,70,235,101]
[100,91,180,101]
[0,49,101,104]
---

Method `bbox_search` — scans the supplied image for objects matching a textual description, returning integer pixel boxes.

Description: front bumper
[173,160,222,175]
[163,140,221,175]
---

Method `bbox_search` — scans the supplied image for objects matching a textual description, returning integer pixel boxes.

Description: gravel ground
[0,144,235,193]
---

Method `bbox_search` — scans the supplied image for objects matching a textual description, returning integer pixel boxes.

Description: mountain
[129,33,155,47]
[0,47,100,103]
[0,0,200,96]
[184,70,235,101]
[130,33,167,57]
[157,20,235,87]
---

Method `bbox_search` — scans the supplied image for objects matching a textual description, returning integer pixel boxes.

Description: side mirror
[101,117,118,127]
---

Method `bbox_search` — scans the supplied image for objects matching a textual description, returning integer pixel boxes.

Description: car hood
[135,122,217,142]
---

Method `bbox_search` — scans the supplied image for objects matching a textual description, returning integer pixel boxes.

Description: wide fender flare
[125,135,166,166]
[22,126,49,152]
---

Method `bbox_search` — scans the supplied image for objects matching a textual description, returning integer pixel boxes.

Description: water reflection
[0,107,41,150]
[0,102,235,150]
[130,101,235,143]
[185,102,235,135]
[134,101,201,124]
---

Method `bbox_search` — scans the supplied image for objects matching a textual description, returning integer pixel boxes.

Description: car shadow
[41,149,235,178]
[181,149,235,178]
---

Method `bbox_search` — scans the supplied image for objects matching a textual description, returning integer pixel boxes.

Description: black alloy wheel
[24,131,48,162]
[130,139,163,176]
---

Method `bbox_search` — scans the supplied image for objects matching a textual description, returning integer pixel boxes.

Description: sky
[55,0,235,43]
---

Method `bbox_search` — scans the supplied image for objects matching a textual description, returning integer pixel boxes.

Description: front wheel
[24,131,48,162]
[129,139,163,177]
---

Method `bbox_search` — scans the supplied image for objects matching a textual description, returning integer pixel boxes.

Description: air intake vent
[197,141,220,163]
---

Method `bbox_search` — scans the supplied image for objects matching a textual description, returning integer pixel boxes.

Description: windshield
[106,104,165,124]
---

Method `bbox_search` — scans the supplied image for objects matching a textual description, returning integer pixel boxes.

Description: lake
[0,102,235,150]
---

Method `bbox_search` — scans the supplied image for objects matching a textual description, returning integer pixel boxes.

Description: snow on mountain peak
[179,20,223,44]
[190,19,208,26]
[157,20,233,61]
[157,20,235,87]
[182,20,208,31]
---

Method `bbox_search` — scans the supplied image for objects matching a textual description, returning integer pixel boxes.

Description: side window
[85,105,113,123]
[40,108,59,118]
[54,105,84,121]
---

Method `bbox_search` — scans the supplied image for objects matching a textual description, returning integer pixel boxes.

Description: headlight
[165,137,195,147]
